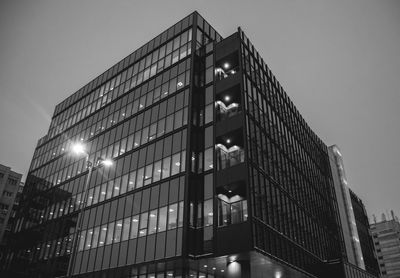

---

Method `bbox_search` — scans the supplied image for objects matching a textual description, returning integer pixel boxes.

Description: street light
[66,142,113,277]
[101,159,113,167]
[71,142,86,155]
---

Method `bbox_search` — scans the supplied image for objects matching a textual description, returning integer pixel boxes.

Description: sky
[0,0,399,220]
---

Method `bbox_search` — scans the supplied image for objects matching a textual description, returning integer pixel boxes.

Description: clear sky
[1,0,399,220]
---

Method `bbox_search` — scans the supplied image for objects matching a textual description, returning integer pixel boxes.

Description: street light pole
[66,154,93,278]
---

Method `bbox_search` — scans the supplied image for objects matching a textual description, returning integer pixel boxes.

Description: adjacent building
[371,212,400,278]
[0,164,23,245]
[3,12,368,278]
[0,164,23,266]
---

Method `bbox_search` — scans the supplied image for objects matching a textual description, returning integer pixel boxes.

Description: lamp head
[101,159,113,167]
[71,143,86,155]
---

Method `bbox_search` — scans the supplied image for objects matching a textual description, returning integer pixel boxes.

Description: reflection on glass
[144,164,153,186]
[148,210,158,234]
[162,157,171,179]
[178,201,184,227]
[106,181,113,199]
[106,222,114,245]
[168,204,178,230]
[113,177,121,197]
[98,225,107,246]
[78,230,86,251]
[171,153,181,176]
[203,148,214,170]
[91,226,100,248]
[153,161,162,182]
[84,229,93,250]
[165,115,174,133]
[204,104,213,124]
[122,217,130,241]
[114,220,122,243]
[204,199,213,226]
[128,171,136,191]
[136,168,144,189]
[139,212,148,237]
[120,174,128,194]
[130,216,139,239]
[158,206,167,232]
[93,186,100,205]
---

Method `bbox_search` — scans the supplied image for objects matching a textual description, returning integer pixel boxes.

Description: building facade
[4,12,358,278]
[371,213,400,278]
[328,145,380,278]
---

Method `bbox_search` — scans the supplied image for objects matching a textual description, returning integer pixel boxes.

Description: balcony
[215,51,239,82]
[217,182,248,227]
[216,143,245,171]
[215,100,240,121]
[215,66,239,81]
[218,198,248,226]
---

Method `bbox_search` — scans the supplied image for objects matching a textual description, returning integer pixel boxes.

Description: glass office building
[4,12,359,278]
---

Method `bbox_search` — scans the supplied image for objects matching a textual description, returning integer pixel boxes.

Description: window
[7,178,17,185]
[139,212,148,236]
[128,171,136,191]
[153,160,162,182]
[162,157,171,178]
[158,206,167,232]
[145,164,154,185]
[91,226,100,248]
[130,216,139,239]
[168,203,178,229]
[98,225,107,246]
[84,229,93,250]
[204,199,213,226]
[106,222,115,245]
[2,191,13,197]
[114,220,123,243]
[136,168,144,189]
[148,210,158,234]
[78,230,86,251]
[170,153,181,176]
[203,148,214,170]
[204,104,213,124]
[178,201,184,227]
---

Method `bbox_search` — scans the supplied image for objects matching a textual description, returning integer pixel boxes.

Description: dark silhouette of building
[3,12,373,278]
